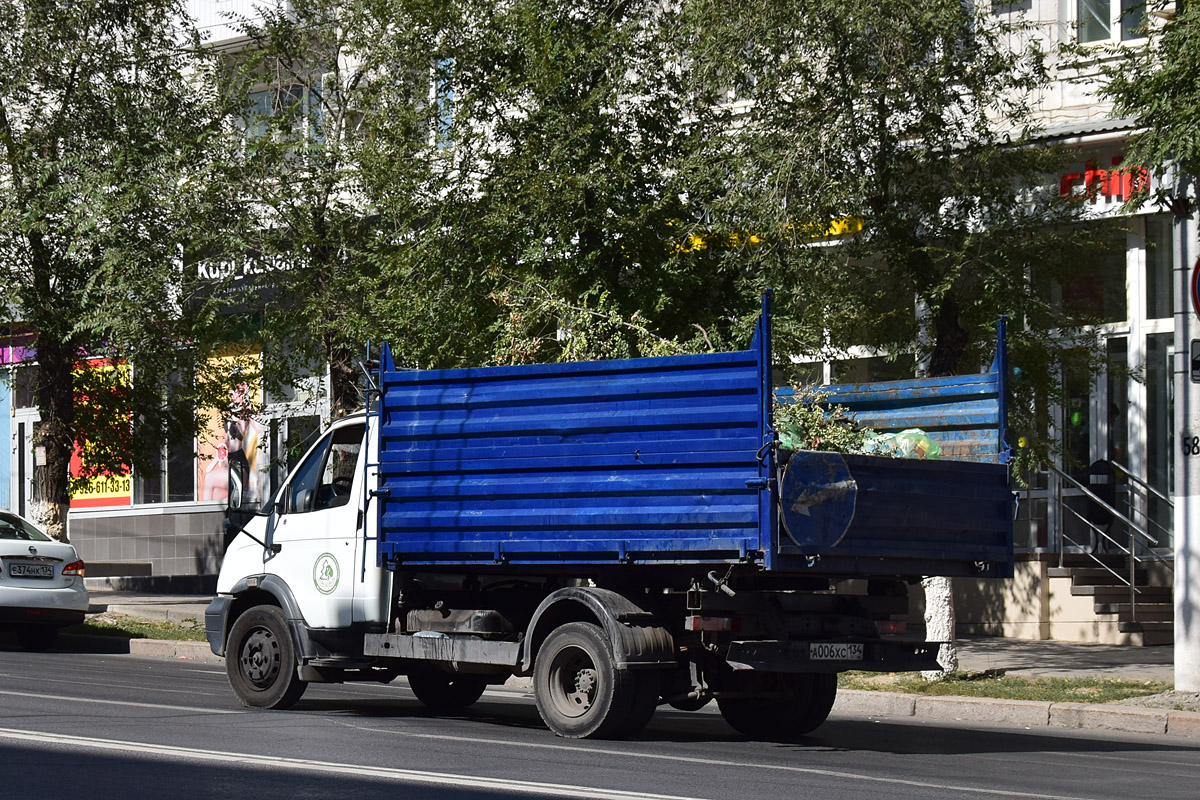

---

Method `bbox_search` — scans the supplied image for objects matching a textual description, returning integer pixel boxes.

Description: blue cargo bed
[374,302,1013,578]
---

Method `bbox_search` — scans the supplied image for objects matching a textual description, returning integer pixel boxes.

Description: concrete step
[1056,553,1128,569]
[1141,629,1175,646]
[1093,602,1175,622]
[1071,585,1173,602]
[1119,620,1175,646]
[1049,566,1148,586]
[84,562,152,578]
[84,574,217,594]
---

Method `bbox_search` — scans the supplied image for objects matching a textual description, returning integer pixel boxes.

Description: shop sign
[1059,157,1150,206]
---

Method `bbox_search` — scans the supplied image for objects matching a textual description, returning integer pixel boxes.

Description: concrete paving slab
[956,636,1173,682]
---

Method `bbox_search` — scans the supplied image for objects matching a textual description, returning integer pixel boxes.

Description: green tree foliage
[686,0,1113,470]
[230,0,1117,474]
[0,0,241,539]
[1099,1,1200,203]
[383,0,739,365]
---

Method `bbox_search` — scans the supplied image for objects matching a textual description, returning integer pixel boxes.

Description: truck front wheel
[226,605,308,710]
[718,672,837,739]
[534,621,644,739]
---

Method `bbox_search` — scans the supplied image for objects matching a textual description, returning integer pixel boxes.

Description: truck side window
[315,425,363,511]
[286,423,365,514]
[287,436,332,514]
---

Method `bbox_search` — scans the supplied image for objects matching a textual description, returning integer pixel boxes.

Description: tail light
[62,560,85,577]
[684,615,738,632]
[874,619,907,635]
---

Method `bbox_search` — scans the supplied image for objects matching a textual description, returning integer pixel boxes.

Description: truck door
[269,421,365,628]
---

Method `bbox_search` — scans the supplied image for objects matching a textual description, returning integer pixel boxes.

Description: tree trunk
[30,349,76,543]
[327,338,359,421]
[921,575,958,680]
[922,295,968,678]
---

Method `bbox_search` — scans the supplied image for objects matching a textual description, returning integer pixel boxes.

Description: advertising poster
[70,358,133,508]
[198,353,265,506]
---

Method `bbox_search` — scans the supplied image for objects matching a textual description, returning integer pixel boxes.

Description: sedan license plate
[809,642,863,661]
[8,563,53,579]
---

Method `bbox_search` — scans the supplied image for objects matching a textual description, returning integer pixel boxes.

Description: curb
[835,689,1200,740]
[58,634,223,665]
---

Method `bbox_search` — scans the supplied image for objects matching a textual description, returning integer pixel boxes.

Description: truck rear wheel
[718,672,837,739]
[226,605,308,710]
[534,621,639,739]
[614,672,661,738]
[408,671,489,711]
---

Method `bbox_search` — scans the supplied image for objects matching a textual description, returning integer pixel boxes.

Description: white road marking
[0,689,242,715]
[339,723,1093,800]
[0,728,704,800]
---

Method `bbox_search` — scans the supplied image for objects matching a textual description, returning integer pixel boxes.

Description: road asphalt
[71,589,1199,741]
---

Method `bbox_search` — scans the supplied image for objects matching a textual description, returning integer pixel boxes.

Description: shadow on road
[287,690,1200,758]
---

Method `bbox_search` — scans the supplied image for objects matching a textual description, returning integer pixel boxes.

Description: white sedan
[0,511,89,651]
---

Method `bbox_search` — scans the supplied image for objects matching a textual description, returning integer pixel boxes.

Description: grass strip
[839,670,1171,704]
[64,616,208,642]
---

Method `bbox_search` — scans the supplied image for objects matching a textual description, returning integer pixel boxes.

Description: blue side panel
[777,321,1010,465]
[375,312,773,567]
[776,451,1013,578]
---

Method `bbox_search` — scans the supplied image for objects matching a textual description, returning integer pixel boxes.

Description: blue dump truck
[206,296,1013,739]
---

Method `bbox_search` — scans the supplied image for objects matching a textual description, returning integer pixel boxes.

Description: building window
[1077,0,1148,43]
[1145,215,1174,319]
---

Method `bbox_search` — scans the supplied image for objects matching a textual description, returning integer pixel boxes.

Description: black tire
[718,672,837,739]
[16,624,58,652]
[226,605,307,709]
[534,621,636,739]
[799,673,838,735]
[614,671,661,738]
[408,671,489,711]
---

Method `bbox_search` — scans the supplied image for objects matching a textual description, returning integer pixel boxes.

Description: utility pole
[1175,174,1199,691]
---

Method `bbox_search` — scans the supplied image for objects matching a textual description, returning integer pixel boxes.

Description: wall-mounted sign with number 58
[1183,435,1200,457]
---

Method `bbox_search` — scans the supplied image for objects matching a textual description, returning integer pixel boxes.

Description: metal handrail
[1048,464,1158,547]
[1107,460,1174,544]
[1109,460,1174,509]
[1047,463,1171,626]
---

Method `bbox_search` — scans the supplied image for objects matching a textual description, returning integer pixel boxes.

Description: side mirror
[227,456,248,510]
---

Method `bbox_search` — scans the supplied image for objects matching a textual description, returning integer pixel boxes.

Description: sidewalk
[76,590,1199,741]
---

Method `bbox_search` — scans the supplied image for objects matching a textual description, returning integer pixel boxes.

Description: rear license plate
[809,642,864,661]
[9,563,53,579]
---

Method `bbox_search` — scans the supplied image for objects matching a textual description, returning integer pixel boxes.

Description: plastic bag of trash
[862,428,942,459]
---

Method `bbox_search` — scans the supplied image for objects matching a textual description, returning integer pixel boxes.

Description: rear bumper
[725,638,942,673]
[0,581,89,627]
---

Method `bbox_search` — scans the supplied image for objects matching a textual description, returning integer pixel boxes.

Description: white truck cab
[207,414,393,707]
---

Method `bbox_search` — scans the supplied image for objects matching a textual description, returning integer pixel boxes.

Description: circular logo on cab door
[314,553,340,595]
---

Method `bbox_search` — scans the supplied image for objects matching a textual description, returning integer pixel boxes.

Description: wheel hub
[570,668,597,704]
[241,628,280,688]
